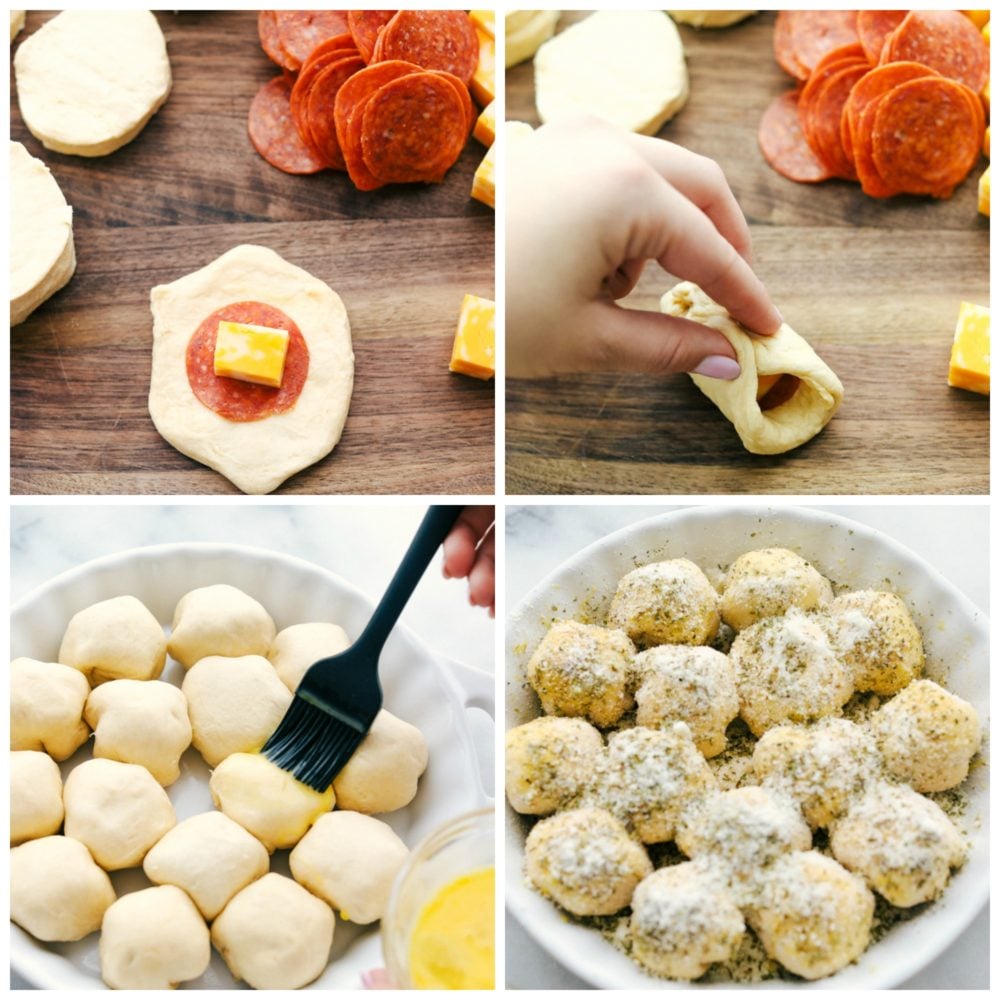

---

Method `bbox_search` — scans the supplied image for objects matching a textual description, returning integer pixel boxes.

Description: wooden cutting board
[507,11,989,495]
[10,11,495,495]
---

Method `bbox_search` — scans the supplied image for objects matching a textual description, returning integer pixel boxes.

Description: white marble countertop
[504,503,988,990]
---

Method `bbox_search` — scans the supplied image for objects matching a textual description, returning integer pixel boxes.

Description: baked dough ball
[829,590,924,694]
[182,654,291,766]
[10,656,90,761]
[729,609,853,736]
[748,851,874,980]
[525,620,634,726]
[168,583,276,669]
[830,782,966,907]
[84,678,192,785]
[525,807,652,916]
[58,594,167,684]
[10,750,64,845]
[669,11,756,29]
[333,709,428,814]
[720,548,833,631]
[63,758,176,870]
[752,718,880,829]
[290,811,409,924]
[210,752,334,852]
[99,885,210,989]
[607,558,720,649]
[143,811,269,920]
[506,10,560,67]
[11,835,116,941]
[268,621,350,692]
[872,679,981,792]
[212,873,335,990]
[633,645,738,756]
[630,862,745,980]
[505,716,603,815]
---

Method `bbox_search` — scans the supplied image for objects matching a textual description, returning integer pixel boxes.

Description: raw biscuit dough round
[10,750,64,845]
[506,9,560,67]
[268,621,350,692]
[11,656,90,761]
[148,244,354,494]
[13,10,171,156]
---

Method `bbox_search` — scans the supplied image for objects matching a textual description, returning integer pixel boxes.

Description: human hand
[506,115,783,379]
[442,506,495,617]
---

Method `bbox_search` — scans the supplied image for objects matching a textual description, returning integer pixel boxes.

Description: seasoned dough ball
[84,678,192,785]
[333,709,428,814]
[830,782,966,907]
[210,752,334,852]
[630,862,745,980]
[730,609,853,736]
[99,885,210,989]
[167,584,276,669]
[11,656,90,760]
[182,654,292,767]
[829,590,924,694]
[63,758,176,870]
[633,645,738,756]
[10,750,63,845]
[212,872,335,990]
[872,679,981,792]
[58,594,166,683]
[290,811,409,925]
[608,559,720,648]
[11,835,116,941]
[525,807,652,916]
[505,716,602,815]
[748,851,874,980]
[752,719,880,828]
[143,811,269,920]
[525,620,634,726]
[268,621,350,692]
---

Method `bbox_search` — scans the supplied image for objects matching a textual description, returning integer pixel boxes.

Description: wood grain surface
[11,11,494,495]
[506,11,989,496]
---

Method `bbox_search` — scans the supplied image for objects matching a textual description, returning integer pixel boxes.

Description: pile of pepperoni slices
[759,10,989,198]
[250,10,479,190]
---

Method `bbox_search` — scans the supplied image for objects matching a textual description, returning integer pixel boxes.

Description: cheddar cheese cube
[983,20,990,44]
[964,10,990,29]
[948,302,990,395]
[979,164,990,216]
[474,100,495,147]
[471,27,495,107]
[983,77,991,114]
[469,10,495,38]
[450,294,495,380]
[471,143,495,209]
[985,125,991,159]
[214,320,289,388]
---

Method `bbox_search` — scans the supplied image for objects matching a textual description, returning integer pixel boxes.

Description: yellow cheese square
[985,125,990,159]
[983,20,990,44]
[450,294,495,380]
[469,10,495,38]
[979,164,990,216]
[474,100,495,147]
[964,10,990,29]
[471,28,495,107]
[948,301,990,395]
[471,143,495,209]
[214,320,289,388]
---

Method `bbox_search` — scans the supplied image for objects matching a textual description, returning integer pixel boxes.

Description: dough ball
[84,678,192,785]
[58,594,167,684]
[11,835,115,941]
[525,807,652,916]
[525,620,634,726]
[99,885,210,989]
[168,583,276,669]
[633,645,739,757]
[182,654,291,767]
[872,679,981,792]
[268,621,350,692]
[10,750,63,845]
[752,718,880,828]
[630,862,745,980]
[748,851,874,980]
[729,609,853,736]
[143,811,269,920]
[830,782,966,907]
[63,758,176,870]
[333,709,428,814]
[829,590,924,694]
[212,872,335,990]
[506,9,559,67]
[720,548,833,631]
[290,811,409,925]
[669,11,756,29]
[210,752,334,852]
[505,716,603,815]
[10,656,90,761]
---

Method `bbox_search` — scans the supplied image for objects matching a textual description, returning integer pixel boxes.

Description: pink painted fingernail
[692,355,741,380]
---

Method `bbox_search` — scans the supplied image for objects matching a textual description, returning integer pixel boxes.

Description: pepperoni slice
[856,10,905,65]
[274,10,351,70]
[249,75,327,175]
[886,10,990,93]
[774,11,808,81]
[758,90,833,183]
[376,10,479,85]
[289,35,357,152]
[348,10,396,63]
[431,69,475,136]
[258,11,295,71]
[797,50,868,163]
[186,302,310,422]
[787,10,861,78]
[306,55,365,171]
[809,62,869,179]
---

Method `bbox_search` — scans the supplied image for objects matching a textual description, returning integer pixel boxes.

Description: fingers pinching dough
[168,584,276,669]
[11,656,90,761]
[268,622,350,692]
[10,750,64,845]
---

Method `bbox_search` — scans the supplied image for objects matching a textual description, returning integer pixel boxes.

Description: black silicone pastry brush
[262,505,462,791]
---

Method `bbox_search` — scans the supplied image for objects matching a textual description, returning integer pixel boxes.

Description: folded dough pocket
[660,282,844,455]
